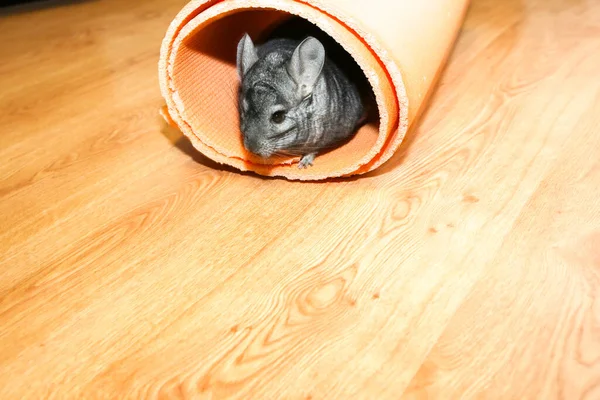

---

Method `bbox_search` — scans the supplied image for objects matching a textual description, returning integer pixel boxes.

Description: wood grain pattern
[1,0,599,398]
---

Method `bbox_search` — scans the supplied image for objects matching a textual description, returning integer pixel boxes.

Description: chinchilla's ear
[287,36,325,97]
[236,33,259,79]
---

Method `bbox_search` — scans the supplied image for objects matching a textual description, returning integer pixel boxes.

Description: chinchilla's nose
[244,136,271,158]
[243,136,260,154]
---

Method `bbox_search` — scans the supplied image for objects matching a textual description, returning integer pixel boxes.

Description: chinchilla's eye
[270,110,286,124]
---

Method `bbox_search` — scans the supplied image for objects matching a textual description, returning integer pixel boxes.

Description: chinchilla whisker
[273,147,303,156]
[288,144,344,151]
[273,151,297,157]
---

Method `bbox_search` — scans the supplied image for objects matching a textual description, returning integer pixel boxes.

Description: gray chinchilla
[236,31,366,168]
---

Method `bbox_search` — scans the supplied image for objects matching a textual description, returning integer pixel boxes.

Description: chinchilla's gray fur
[236,31,365,168]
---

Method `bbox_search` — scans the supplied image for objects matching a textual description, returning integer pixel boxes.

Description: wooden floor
[1,0,599,398]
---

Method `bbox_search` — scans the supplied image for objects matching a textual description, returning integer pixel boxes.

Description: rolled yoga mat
[158,0,471,180]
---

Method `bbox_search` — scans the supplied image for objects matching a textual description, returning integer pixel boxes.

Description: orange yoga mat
[159,0,471,180]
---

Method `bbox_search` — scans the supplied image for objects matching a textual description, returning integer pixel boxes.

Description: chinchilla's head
[236,33,325,158]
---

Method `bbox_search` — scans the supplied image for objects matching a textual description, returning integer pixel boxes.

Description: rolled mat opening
[159,0,471,180]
